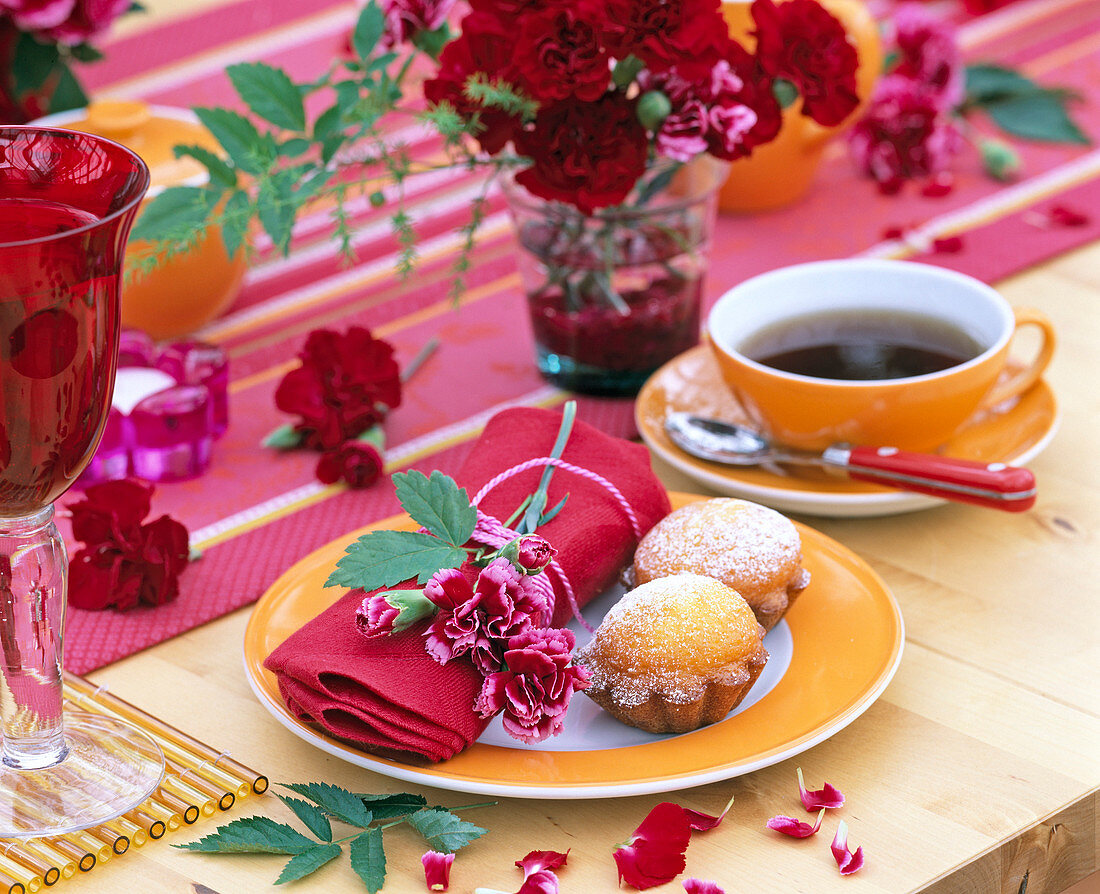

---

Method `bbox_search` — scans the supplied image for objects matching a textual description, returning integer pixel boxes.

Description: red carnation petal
[831,820,865,875]
[797,767,845,811]
[683,880,726,894]
[517,869,560,894]
[516,850,569,876]
[1049,204,1090,227]
[766,809,826,838]
[684,794,735,831]
[613,803,692,890]
[932,235,964,253]
[421,850,454,891]
[921,173,954,198]
[882,225,907,241]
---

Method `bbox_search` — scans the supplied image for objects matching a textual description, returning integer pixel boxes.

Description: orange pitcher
[719,0,882,212]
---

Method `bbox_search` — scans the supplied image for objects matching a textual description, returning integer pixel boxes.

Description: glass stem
[0,507,68,770]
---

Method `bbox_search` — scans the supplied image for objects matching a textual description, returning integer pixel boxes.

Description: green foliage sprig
[129,2,526,299]
[175,783,493,891]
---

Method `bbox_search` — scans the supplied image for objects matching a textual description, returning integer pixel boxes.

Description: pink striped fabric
[62,0,1100,672]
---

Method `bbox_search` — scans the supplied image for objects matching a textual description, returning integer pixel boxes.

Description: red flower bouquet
[134,0,862,394]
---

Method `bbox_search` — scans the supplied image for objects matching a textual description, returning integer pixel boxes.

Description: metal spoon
[664,412,1037,511]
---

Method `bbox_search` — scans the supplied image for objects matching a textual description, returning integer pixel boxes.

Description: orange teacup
[706,259,1055,452]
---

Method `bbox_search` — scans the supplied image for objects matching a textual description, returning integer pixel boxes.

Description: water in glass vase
[0,197,119,515]
[519,218,705,396]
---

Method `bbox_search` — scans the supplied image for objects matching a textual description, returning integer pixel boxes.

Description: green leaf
[262,423,303,450]
[983,92,1089,144]
[353,792,428,820]
[280,783,374,828]
[964,63,1039,103]
[45,64,89,116]
[275,843,342,885]
[174,817,316,854]
[324,530,467,590]
[220,189,253,258]
[313,102,345,141]
[349,829,386,894]
[256,174,298,255]
[228,61,307,131]
[405,808,487,854]
[411,24,451,60]
[276,795,332,842]
[12,33,59,94]
[351,2,387,61]
[278,137,312,158]
[173,144,237,189]
[392,470,477,547]
[130,186,219,243]
[68,43,104,63]
[193,106,275,175]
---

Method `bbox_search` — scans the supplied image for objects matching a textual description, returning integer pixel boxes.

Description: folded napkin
[264,407,671,762]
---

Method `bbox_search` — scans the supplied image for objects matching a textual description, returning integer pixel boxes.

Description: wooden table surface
[74,240,1099,894]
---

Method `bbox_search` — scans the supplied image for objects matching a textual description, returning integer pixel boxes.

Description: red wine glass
[0,126,165,837]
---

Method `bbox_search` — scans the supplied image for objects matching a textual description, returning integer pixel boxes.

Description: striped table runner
[62,0,1100,672]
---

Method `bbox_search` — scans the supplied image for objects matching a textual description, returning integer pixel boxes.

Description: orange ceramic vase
[718,0,882,213]
[33,101,248,340]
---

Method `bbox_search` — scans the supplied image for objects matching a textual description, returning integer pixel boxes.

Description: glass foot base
[0,712,165,838]
[536,349,656,397]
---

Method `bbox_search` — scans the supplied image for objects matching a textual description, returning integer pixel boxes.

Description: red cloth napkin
[263,407,671,763]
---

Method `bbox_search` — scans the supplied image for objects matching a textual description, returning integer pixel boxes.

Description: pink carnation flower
[2,0,77,32]
[379,0,455,48]
[475,627,590,743]
[892,3,965,110]
[424,559,551,674]
[848,74,962,190]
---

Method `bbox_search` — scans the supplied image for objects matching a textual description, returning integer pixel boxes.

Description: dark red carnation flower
[514,94,649,213]
[67,478,190,611]
[274,326,401,451]
[751,0,860,127]
[511,2,609,103]
[423,11,523,154]
[848,74,961,188]
[315,440,385,489]
[602,0,728,73]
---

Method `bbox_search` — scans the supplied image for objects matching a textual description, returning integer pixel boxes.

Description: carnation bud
[979,137,1020,182]
[355,588,436,638]
[516,535,555,573]
[637,91,672,131]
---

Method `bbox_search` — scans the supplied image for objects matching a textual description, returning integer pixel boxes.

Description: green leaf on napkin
[276,795,333,842]
[349,829,387,894]
[964,64,1090,145]
[405,807,488,853]
[282,782,375,828]
[174,816,317,854]
[275,843,342,885]
[325,530,467,590]
[392,470,477,547]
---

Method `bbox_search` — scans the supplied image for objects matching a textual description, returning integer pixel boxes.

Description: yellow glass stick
[7,840,72,881]
[42,839,93,873]
[0,855,38,893]
[161,775,216,817]
[0,846,57,887]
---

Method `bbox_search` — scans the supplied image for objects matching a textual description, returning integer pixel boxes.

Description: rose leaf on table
[176,783,492,892]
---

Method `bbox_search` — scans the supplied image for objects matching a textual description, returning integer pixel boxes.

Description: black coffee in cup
[738,308,984,381]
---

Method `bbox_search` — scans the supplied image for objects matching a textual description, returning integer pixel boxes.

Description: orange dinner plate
[637,346,1059,517]
[243,492,904,798]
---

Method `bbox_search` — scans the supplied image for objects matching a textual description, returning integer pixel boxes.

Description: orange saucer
[636,346,1059,517]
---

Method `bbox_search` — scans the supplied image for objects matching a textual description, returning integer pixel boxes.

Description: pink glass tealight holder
[155,341,229,437]
[130,385,213,482]
[80,407,129,484]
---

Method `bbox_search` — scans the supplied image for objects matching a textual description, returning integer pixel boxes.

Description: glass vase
[503,159,726,396]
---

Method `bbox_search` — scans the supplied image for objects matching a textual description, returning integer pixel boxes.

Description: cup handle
[981,307,1056,408]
